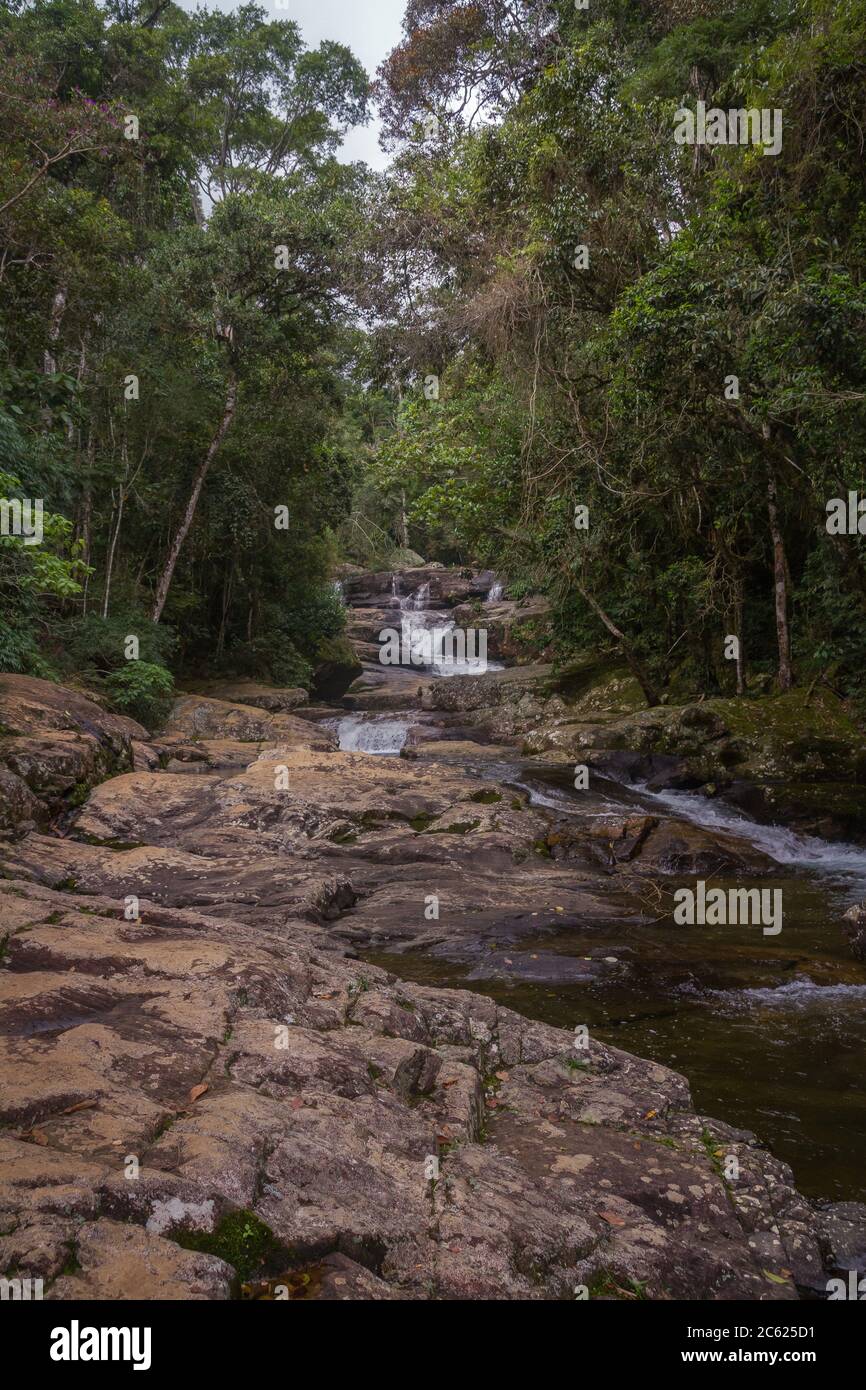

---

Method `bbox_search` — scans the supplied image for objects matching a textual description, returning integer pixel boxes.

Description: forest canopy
[1,0,865,718]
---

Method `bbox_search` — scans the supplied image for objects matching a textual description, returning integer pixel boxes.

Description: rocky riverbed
[1,569,866,1300]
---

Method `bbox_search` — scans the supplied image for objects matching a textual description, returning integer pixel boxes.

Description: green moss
[699,1126,726,1179]
[172,1209,286,1282]
[329,828,358,844]
[587,1268,648,1300]
[469,789,501,804]
[442,819,480,834]
[409,812,436,833]
[80,834,143,851]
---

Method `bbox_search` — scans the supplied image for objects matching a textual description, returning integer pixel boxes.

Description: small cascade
[634,782,866,899]
[390,578,503,677]
[331,713,412,755]
[407,581,430,611]
[487,580,504,603]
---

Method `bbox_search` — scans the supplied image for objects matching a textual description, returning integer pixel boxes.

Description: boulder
[186,681,309,713]
[0,675,144,830]
[311,637,363,701]
[160,695,335,749]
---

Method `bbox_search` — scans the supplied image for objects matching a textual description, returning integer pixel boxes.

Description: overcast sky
[176,0,408,169]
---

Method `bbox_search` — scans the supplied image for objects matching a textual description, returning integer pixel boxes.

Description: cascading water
[396,580,503,677]
[330,713,412,755]
[406,581,430,611]
[633,781,866,900]
[487,580,504,603]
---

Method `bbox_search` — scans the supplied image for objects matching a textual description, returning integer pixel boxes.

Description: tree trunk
[763,433,793,690]
[151,371,237,623]
[103,435,130,619]
[399,490,409,549]
[733,576,745,696]
[189,182,206,228]
[576,581,661,707]
[102,490,124,619]
[43,286,68,374]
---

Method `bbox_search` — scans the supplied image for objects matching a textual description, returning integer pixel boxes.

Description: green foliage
[360,0,866,702]
[0,0,371,694]
[57,610,177,679]
[104,661,174,730]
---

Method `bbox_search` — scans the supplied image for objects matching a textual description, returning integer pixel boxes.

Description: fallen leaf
[599,1211,627,1227]
[61,1099,97,1115]
[290,1096,304,1110]
[644,1109,657,1120]
[495,1071,509,1080]
[763,1270,790,1285]
[188,1083,209,1103]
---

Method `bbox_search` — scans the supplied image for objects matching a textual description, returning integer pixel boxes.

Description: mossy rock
[311,636,363,701]
[172,1209,288,1282]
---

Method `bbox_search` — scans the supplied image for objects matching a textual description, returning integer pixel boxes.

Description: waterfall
[487,580,503,602]
[331,713,412,754]
[389,577,502,676]
[409,581,430,611]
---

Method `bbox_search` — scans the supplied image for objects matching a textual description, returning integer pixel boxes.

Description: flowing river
[329,578,866,1201]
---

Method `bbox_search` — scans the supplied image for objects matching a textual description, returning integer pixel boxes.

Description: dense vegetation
[358,0,866,705]
[2,0,865,720]
[0,0,367,716]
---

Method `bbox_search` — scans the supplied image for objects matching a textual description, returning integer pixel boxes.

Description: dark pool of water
[364,749,866,1202]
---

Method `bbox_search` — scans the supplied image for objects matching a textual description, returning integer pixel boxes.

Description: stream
[327,581,866,1204]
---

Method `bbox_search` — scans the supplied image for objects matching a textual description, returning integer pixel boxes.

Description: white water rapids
[329,713,414,755]
[633,781,866,900]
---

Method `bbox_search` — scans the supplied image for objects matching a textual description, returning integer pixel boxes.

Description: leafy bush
[55,610,177,679]
[105,662,174,730]
[225,635,313,690]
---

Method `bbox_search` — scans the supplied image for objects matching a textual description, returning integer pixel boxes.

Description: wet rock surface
[2,670,864,1300]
